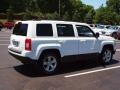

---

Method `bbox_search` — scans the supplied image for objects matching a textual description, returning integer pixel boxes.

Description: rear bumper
[8,44,38,59]
[8,49,38,64]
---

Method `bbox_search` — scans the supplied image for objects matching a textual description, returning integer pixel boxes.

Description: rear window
[36,24,53,36]
[13,22,28,36]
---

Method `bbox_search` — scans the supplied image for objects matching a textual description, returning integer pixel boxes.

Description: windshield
[13,22,28,36]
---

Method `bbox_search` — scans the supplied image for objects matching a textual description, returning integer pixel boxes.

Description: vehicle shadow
[14,59,119,77]
[59,59,119,74]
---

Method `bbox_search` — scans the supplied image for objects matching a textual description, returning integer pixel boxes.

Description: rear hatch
[9,22,28,54]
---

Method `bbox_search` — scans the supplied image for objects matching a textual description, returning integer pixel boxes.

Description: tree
[85,12,93,24]
[7,6,14,21]
[0,0,9,13]
[106,0,120,25]
[9,0,27,13]
[85,8,95,23]
[23,10,32,20]
[94,7,118,25]
[36,0,58,13]
[63,12,70,21]
[107,0,120,14]
[0,0,96,23]
[116,15,120,25]
[27,0,39,13]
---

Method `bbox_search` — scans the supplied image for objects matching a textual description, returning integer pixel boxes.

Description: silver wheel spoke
[50,65,54,71]
[43,56,57,72]
[103,50,112,62]
[48,57,52,62]
[105,51,107,57]
[51,59,56,64]
[43,61,48,65]
[46,65,50,71]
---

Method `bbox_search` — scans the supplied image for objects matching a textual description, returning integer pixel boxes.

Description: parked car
[4,21,15,29]
[92,25,107,35]
[0,21,3,31]
[8,20,116,75]
[104,26,120,39]
[117,28,120,40]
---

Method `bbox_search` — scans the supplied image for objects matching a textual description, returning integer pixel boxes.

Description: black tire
[100,47,113,64]
[38,53,60,75]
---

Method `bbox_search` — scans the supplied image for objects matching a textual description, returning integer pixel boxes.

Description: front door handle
[59,40,65,44]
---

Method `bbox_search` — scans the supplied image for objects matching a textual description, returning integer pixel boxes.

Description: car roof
[16,20,88,26]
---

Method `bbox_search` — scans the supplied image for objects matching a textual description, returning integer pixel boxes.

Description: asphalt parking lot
[0,30,120,90]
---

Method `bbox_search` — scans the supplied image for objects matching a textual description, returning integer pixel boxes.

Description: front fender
[99,41,115,53]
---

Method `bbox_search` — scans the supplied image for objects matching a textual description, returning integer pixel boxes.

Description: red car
[117,28,120,40]
[4,21,15,29]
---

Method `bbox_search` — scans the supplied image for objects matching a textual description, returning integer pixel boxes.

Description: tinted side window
[13,23,28,36]
[36,24,53,36]
[76,25,94,37]
[56,24,74,37]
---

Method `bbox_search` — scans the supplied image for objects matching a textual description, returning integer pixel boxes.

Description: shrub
[6,7,14,21]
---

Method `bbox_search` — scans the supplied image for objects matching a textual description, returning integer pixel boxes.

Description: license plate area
[12,40,19,47]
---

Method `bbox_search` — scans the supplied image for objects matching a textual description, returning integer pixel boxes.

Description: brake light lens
[25,38,31,51]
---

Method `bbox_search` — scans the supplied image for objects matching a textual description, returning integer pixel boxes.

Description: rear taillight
[25,38,31,51]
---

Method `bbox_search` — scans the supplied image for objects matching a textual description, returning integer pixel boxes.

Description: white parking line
[0,35,10,36]
[116,49,120,52]
[0,40,9,41]
[0,36,10,37]
[0,44,9,46]
[64,65,120,78]
[0,37,10,39]
[116,42,120,44]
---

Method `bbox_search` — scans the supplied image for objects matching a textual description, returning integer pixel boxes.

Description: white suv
[8,20,116,74]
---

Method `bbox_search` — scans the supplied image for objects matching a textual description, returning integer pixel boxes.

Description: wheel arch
[38,49,61,62]
[35,44,62,60]
[101,44,114,54]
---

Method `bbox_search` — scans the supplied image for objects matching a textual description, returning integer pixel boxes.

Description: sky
[81,0,107,9]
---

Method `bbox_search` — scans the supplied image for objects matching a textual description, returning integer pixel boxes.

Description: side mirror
[96,33,99,38]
